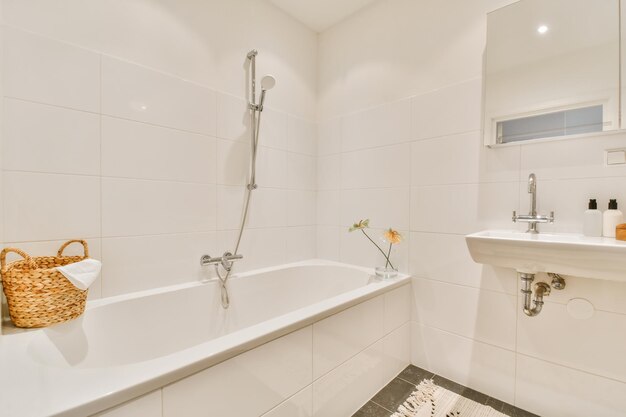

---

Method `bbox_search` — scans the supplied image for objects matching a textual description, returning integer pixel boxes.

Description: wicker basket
[0,240,90,328]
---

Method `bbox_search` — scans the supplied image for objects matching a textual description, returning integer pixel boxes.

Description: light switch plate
[606,148,626,165]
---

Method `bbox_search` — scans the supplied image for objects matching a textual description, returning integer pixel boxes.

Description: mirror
[484,0,620,145]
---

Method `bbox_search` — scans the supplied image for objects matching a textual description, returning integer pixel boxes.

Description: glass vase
[375,266,398,279]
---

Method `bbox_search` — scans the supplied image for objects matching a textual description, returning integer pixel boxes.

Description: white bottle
[602,199,623,238]
[583,199,603,237]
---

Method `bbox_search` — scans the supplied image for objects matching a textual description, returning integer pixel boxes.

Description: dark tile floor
[352,365,540,417]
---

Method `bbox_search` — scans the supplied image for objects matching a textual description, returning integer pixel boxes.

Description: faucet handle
[549,211,555,223]
[512,210,517,222]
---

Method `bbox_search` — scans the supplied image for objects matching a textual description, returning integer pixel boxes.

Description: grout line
[412,320,516,354]
[413,275,518,297]
[515,352,626,386]
[1,169,314,192]
[369,399,395,413]
[513,267,519,406]
[4,98,316,158]
[98,52,104,299]
[416,319,626,389]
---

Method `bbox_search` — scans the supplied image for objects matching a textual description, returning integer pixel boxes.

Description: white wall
[317,0,626,416]
[0,0,318,303]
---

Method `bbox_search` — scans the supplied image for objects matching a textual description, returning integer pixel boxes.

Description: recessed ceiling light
[537,25,549,34]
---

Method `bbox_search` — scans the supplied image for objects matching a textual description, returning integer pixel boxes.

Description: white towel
[57,259,102,290]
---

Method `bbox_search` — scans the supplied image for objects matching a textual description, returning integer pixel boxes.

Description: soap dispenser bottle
[603,199,623,238]
[584,199,603,237]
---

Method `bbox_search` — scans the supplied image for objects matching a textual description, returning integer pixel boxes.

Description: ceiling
[267,0,380,32]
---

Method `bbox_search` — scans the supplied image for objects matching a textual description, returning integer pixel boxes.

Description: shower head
[258,75,276,110]
[261,74,276,91]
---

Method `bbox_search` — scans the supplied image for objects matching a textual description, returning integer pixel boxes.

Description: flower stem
[360,229,395,269]
[385,243,392,268]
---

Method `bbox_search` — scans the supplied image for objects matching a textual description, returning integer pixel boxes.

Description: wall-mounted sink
[466,230,626,282]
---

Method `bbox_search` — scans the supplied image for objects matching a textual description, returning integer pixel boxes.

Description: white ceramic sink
[466,230,626,282]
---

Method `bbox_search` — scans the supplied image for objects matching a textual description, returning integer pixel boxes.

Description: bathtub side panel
[162,326,313,417]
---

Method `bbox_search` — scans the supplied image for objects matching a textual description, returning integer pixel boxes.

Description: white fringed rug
[392,379,507,417]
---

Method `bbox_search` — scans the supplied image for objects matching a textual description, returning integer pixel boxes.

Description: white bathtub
[0,260,411,417]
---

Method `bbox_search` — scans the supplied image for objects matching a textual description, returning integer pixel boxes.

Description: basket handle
[0,248,38,273]
[57,240,89,259]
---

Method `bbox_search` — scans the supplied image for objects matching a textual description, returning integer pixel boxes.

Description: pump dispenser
[603,199,623,238]
[584,199,603,237]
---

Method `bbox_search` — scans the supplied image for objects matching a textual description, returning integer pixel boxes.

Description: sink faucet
[528,173,537,217]
[512,173,554,233]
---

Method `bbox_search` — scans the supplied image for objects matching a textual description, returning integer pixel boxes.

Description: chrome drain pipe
[520,272,552,317]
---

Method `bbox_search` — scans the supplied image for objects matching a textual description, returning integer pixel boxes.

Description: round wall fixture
[566,298,595,320]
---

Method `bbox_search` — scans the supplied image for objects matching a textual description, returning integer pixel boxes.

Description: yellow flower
[349,219,370,232]
[383,228,402,244]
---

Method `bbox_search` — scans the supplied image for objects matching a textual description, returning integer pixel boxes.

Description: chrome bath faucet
[512,173,554,233]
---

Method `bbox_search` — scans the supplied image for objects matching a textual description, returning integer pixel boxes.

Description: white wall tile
[217,186,287,230]
[516,354,626,417]
[102,178,215,237]
[340,187,410,230]
[3,172,100,242]
[218,227,287,272]
[411,132,520,186]
[341,144,411,189]
[2,27,100,112]
[248,188,288,229]
[342,98,411,152]
[409,232,517,294]
[94,390,162,417]
[101,116,216,183]
[411,278,517,350]
[288,190,317,226]
[517,301,626,383]
[3,99,100,175]
[257,147,289,189]
[316,190,341,226]
[411,79,482,141]
[384,285,411,333]
[286,226,316,263]
[101,233,216,296]
[317,118,342,156]
[217,139,250,186]
[410,182,520,234]
[313,296,384,379]
[288,115,316,155]
[316,226,340,261]
[163,327,312,417]
[102,56,216,135]
[216,92,249,141]
[411,323,516,403]
[262,108,288,151]
[216,185,245,230]
[520,132,626,181]
[261,387,312,417]
[288,152,316,190]
[317,154,341,190]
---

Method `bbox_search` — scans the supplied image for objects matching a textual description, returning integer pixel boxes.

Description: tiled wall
[0,0,318,305]
[94,285,411,417]
[317,0,626,416]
